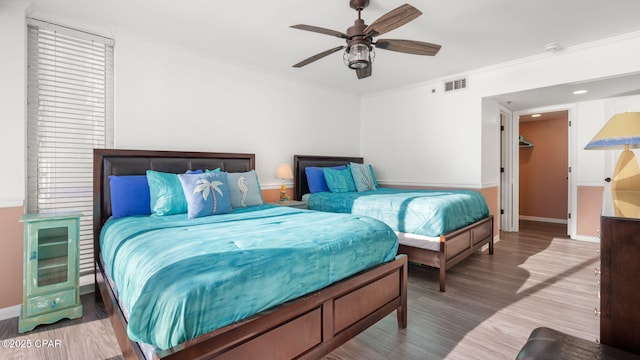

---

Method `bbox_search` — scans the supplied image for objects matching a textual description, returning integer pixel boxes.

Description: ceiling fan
[290,0,441,79]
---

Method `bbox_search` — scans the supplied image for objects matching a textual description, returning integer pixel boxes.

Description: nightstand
[269,200,308,209]
[19,212,83,333]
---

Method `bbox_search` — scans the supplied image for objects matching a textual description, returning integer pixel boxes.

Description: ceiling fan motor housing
[346,19,370,47]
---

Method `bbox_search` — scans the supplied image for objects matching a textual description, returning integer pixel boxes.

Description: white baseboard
[571,234,601,243]
[519,216,567,224]
[0,304,21,321]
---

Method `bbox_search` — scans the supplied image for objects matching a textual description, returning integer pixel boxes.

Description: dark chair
[516,327,640,360]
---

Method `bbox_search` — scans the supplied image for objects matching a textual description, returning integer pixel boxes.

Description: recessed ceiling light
[573,89,588,95]
[531,114,541,118]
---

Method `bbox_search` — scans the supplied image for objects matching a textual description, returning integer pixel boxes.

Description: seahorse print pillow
[178,172,232,219]
[227,170,264,208]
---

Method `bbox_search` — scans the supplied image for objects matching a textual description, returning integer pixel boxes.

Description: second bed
[294,155,494,292]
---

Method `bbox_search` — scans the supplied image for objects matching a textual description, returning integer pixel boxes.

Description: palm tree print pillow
[178,171,232,219]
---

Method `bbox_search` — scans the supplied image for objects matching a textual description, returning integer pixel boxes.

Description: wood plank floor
[0,221,600,360]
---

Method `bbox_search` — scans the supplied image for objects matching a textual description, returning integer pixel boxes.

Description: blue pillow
[178,172,232,219]
[108,175,151,219]
[305,166,347,193]
[227,170,263,208]
[324,167,357,193]
[350,162,377,191]
[146,170,189,216]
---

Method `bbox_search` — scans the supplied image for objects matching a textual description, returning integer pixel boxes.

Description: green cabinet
[19,212,83,333]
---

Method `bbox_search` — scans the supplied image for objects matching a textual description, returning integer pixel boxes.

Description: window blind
[27,19,114,278]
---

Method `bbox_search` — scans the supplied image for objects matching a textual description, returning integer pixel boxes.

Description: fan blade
[356,65,372,79]
[293,46,345,68]
[364,4,422,37]
[375,39,441,56]
[290,24,348,39]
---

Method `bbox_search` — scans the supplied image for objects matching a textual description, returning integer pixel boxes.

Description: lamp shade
[275,163,293,179]
[584,112,640,150]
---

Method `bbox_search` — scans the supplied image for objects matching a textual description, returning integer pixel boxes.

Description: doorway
[519,111,568,231]
[501,105,576,237]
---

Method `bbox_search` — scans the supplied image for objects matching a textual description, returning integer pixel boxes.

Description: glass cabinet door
[36,226,69,286]
[26,219,78,295]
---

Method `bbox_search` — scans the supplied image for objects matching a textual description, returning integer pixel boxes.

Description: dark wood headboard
[293,155,363,201]
[93,149,255,263]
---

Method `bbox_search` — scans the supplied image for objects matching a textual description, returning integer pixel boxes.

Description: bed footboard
[398,215,493,292]
[97,255,408,360]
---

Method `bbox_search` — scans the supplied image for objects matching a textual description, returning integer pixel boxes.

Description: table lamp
[275,163,293,202]
[585,112,640,190]
[585,112,640,217]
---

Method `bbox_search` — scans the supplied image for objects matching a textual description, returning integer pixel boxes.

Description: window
[27,18,114,280]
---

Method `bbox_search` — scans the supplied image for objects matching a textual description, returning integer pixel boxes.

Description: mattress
[306,188,490,237]
[100,205,398,350]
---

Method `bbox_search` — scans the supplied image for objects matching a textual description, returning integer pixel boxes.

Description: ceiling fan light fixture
[343,43,375,69]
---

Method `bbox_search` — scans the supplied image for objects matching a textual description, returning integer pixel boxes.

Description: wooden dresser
[600,190,640,355]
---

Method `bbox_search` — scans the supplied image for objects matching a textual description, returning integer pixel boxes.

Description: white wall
[361,82,483,187]
[360,32,640,189]
[0,2,26,207]
[0,7,361,202]
[481,98,500,187]
[113,31,361,188]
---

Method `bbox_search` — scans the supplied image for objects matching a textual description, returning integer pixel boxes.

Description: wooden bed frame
[293,154,494,292]
[93,149,408,360]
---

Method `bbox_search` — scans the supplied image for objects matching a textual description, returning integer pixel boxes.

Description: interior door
[500,112,506,230]
[499,109,515,231]
[566,112,573,236]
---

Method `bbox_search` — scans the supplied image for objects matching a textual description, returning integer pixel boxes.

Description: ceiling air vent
[444,77,467,92]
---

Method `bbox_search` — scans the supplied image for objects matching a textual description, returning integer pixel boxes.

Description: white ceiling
[21,0,640,103]
[491,72,640,112]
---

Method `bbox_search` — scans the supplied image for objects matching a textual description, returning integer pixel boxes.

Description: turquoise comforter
[307,188,490,237]
[100,205,397,350]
